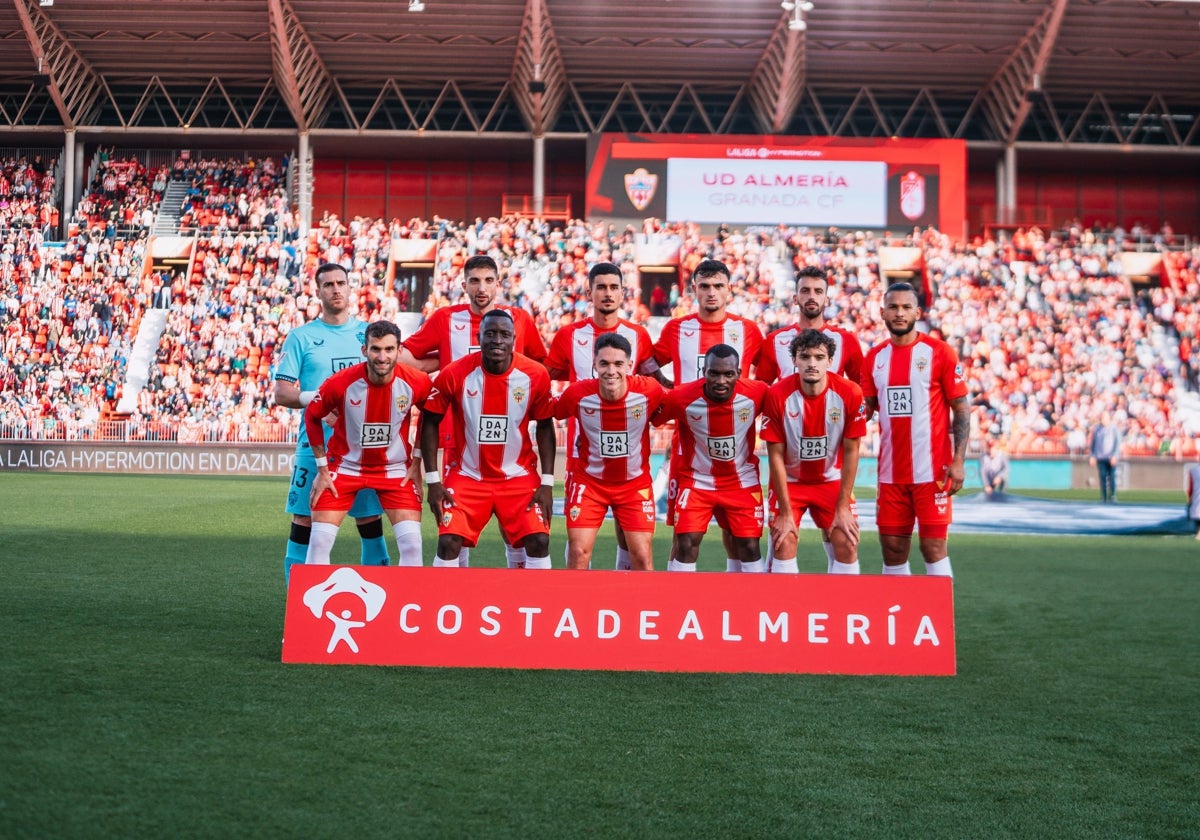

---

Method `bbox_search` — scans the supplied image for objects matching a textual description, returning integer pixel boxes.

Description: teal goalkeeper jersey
[274,318,368,450]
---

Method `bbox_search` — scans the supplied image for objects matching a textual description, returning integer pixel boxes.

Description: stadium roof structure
[2,0,1200,157]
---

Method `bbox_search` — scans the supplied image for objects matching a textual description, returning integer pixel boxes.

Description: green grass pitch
[1,473,1197,838]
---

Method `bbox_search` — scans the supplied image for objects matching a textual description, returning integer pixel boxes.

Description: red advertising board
[283,566,955,676]
[585,133,967,239]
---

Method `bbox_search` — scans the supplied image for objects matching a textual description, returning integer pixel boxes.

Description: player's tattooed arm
[947,395,970,494]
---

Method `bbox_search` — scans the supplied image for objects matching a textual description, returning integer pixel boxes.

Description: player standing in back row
[273,263,391,582]
[399,254,547,567]
[653,258,763,572]
[546,261,660,569]
[861,282,969,577]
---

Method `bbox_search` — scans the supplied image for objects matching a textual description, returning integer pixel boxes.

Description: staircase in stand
[152,179,191,236]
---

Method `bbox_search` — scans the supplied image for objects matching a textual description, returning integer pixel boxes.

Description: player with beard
[756,265,863,383]
[653,259,763,572]
[862,282,969,577]
[547,262,659,569]
[303,320,431,566]
[757,265,865,571]
[761,329,866,573]
[420,309,556,569]
[400,254,547,568]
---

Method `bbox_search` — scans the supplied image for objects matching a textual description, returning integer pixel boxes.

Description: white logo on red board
[899,171,925,221]
[302,567,387,654]
[624,167,658,212]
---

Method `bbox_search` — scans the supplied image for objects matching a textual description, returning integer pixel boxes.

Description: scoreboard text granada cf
[284,567,956,676]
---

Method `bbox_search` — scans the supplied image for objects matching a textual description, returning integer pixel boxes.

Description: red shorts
[666,460,730,529]
[439,472,549,547]
[564,474,656,533]
[674,482,764,538]
[876,481,952,539]
[312,472,421,513]
[665,450,681,526]
[767,480,850,531]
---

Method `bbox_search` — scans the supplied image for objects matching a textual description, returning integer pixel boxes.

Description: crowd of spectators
[73,149,169,235]
[175,155,294,237]
[0,154,58,235]
[2,153,1199,461]
[0,152,297,441]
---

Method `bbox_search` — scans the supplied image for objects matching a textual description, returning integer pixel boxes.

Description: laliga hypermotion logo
[302,567,386,654]
[624,167,657,212]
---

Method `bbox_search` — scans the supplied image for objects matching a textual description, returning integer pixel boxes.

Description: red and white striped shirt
[653,314,762,385]
[862,334,967,485]
[756,323,864,384]
[553,376,664,483]
[403,304,547,366]
[304,362,431,478]
[547,317,656,465]
[424,353,553,481]
[760,371,867,484]
[656,378,767,491]
[546,317,654,382]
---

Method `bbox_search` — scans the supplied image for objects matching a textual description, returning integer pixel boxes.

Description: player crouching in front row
[554,332,665,570]
[303,320,432,566]
[654,344,769,572]
[761,329,866,574]
[420,309,557,569]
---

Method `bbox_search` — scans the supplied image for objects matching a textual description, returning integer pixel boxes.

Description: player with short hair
[756,264,865,569]
[652,258,763,572]
[303,320,431,566]
[547,261,659,569]
[420,309,556,568]
[400,253,548,568]
[554,332,665,570]
[862,282,969,576]
[761,329,866,574]
[756,265,864,383]
[273,263,391,581]
[654,344,768,572]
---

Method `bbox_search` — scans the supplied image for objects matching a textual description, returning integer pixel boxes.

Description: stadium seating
[2,156,1198,454]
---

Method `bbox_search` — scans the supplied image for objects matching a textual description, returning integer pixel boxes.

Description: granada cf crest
[512,387,526,404]
[631,404,645,421]
[828,406,842,423]
[624,167,658,212]
[899,171,925,221]
[395,395,409,413]
[737,406,752,424]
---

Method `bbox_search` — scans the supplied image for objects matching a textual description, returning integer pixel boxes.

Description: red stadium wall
[313,156,1196,237]
[312,159,586,223]
[967,168,1200,235]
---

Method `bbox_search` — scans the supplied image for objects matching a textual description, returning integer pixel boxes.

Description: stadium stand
[2,148,1199,458]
